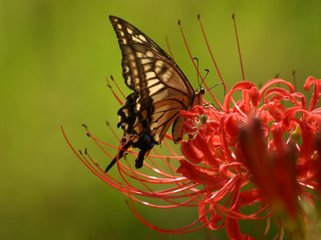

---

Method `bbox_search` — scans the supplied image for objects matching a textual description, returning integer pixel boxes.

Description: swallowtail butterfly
[105,16,204,172]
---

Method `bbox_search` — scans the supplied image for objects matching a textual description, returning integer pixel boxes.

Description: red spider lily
[62,76,321,239]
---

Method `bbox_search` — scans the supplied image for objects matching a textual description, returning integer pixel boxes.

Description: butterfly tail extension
[105,139,133,172]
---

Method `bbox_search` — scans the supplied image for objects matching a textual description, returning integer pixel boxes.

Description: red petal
[181,140,204,164]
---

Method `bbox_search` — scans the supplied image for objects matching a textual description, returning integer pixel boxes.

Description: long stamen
[178,19,203,80]
[232,14,245,81]
[197,14,228,93]
[292,70,297,90]
[106,76,124,105]
[193,57,201,88]
[110,75,126,100]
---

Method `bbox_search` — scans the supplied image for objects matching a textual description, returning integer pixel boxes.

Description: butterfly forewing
[110,16,194,96]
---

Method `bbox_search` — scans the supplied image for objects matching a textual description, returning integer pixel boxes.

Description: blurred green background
[2,0,321,239]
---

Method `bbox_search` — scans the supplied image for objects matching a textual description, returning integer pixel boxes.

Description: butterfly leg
[135,151,146,169]
[134,134,155,169]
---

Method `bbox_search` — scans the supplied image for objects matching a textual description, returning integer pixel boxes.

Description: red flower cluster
[63,76,321,239]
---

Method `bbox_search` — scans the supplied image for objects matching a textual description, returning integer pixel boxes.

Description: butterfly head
[193,88,205,106]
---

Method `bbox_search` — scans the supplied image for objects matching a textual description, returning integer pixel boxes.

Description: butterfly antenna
[232,13,246,81]
[197,14,228,93]
[200,68,209,88]
[106,75,124,105]
[193,57,210,91]
[193,57,201,88]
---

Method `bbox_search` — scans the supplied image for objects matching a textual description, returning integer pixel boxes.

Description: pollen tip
[197,14,200,20]
[177,19,181,25]
[232,13,235,19]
